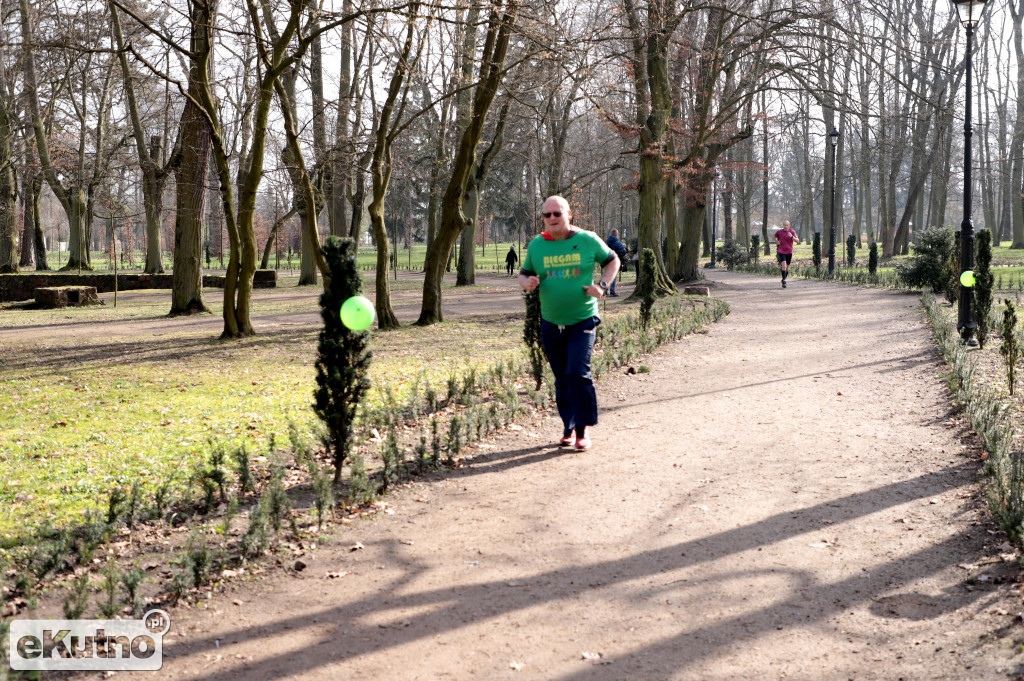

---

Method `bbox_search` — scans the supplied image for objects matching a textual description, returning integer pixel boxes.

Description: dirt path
[116,271,1024,681]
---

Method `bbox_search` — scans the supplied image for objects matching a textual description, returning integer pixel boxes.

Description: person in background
[505,245,519,276]
[604,229,628,296]
[774,219,799,288]
[519,196,620,450]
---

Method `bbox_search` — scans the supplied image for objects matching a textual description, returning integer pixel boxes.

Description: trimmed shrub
[868,242,878,275]
[846,234,856,267]
[812,232,821,273]
[1001,299,1019,396]
[717,240,747,271]
[638,249,657,330]
[523,289,544,391]
[896,226,955,292]
[975,230,994,349]
[314,236,373,484]
[942,231,961,305]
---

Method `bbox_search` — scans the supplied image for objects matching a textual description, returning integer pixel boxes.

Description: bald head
[541,195,572,237]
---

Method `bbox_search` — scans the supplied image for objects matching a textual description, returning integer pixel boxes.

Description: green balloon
[960,270,976,288]
[340,295,375,330]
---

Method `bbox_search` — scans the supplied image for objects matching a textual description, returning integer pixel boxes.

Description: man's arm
[583,256,621,298]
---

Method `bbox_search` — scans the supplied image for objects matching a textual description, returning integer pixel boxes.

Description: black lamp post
[953,0,987,346]
[828,127,839,275]
[709,171,720,268]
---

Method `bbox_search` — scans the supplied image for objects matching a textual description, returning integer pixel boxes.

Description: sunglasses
[542,211,563,218]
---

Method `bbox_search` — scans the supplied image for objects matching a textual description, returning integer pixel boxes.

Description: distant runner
[774,220,799,288]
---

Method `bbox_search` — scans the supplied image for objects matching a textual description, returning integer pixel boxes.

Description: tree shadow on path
[165,461,995,681]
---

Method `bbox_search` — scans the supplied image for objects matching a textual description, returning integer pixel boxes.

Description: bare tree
[0,0,16,273]
[109,0,181,274]
[417,0,518,326]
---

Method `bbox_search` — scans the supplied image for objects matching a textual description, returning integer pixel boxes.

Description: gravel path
[113,270,1024,681]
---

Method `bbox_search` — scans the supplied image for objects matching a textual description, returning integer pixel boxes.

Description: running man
[774,220,799,288]
[519,196,620,450]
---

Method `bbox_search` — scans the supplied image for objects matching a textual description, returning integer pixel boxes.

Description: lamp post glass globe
[951,0,987,25]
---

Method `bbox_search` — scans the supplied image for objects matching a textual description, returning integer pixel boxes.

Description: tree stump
[682,285,710,296]
[34,286,101,308]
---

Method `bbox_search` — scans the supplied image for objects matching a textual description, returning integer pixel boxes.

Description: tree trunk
[27,174,48,270]
[0,90,15,273]
[664,177,679,267]
[1011,1,1024,248]
[170,0,215,316]
[675,194,706,282]
[456,101,508,287]
[328,0,353,238]
[260,207,296,269]
[723,162,733,242]
[367,197,399,328]
[456,191,478,285]
[143,138,166,273]
[18,172,35,268]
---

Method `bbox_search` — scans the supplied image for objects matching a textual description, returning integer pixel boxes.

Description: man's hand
[520,275,540,291]
[582,284,605,298]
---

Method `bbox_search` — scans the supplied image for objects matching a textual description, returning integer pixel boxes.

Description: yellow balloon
[340,296,375,330]
[959,270,976,288]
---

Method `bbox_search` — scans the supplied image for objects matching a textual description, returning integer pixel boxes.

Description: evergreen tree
[895,226,954,292]
[975,229,994,349]
[314,237,372,484]
[845,234,856,267]
[868,242,878,276]
[639,248,657,330]
[812,232,821,273]
[1001,299,1019,396]
[750,235,760,263]
[523,289,544,390]
[943,231,961,305]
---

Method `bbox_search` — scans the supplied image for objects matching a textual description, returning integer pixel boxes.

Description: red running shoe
[559,431,574,447]
[574,427,591,450]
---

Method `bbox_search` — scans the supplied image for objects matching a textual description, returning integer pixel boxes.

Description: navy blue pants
[540,316,600,436]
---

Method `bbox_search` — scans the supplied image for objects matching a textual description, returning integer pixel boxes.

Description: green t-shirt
[522,229,614,325]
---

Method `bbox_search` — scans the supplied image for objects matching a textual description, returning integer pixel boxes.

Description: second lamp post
[828,127,839,275]
[952,0,986,346]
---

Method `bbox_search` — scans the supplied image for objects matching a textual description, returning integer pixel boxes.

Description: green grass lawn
[0,274,540,557]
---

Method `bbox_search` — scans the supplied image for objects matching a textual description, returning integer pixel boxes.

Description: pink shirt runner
[775,229,797,254]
